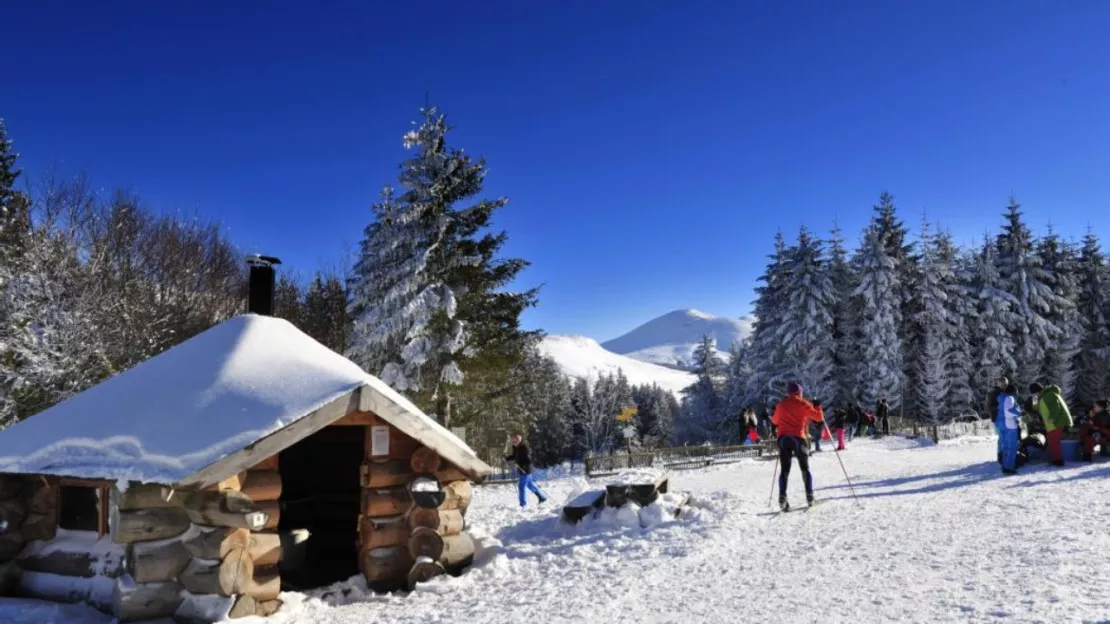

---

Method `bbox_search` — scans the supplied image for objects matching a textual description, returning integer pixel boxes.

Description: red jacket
[772,395,825,439]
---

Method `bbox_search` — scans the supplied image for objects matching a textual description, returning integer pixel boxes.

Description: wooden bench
[561,489,606,524]
[605,470,670,507]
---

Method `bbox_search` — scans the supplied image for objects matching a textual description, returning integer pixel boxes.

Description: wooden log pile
[358,431,476,591]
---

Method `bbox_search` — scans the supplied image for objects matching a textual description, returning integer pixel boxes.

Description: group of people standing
[988,376,1110,474]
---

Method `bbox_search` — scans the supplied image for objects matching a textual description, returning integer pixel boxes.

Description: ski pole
[768,442,780,508]
[823,420,860,505]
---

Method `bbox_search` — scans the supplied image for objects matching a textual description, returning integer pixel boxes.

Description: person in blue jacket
[505,435,547,508]
[997,384,1022,475]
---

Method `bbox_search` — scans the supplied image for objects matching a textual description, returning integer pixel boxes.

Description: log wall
[0,475,61,596]
[99,475,284,621]
[355,413,476,591]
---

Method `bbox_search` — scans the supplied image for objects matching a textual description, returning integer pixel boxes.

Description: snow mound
[602,309,754,369]
[538,335,696,396]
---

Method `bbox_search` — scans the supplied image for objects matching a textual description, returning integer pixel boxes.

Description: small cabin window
[58,486,101,531]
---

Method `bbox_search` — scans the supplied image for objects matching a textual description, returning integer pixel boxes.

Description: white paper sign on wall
[371,425,390,457]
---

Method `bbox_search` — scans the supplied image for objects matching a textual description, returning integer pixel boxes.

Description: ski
[760,501,818,517]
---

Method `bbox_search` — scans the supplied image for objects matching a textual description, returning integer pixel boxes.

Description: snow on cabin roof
[0,314,491,485]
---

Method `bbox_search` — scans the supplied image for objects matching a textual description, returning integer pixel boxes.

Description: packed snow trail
[2,435,1107,623]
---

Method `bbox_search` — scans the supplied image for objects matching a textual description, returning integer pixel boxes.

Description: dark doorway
[278,425,365,589]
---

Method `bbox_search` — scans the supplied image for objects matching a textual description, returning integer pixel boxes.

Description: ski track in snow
[4,436,1109,623]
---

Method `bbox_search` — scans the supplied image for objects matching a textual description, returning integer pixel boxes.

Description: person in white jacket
[996,384,1022,475]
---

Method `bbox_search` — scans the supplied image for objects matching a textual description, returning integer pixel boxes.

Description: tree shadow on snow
[821,462,999,493]
[1004,462,1110,488]
[819,461,1003,502]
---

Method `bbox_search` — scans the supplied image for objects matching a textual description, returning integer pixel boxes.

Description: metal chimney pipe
[246,253,282,316]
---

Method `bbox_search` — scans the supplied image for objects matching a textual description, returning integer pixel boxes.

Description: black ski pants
[778,435,813,500]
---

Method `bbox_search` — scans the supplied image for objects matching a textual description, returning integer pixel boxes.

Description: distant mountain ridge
[537,334,696,397]
[601,309,754,369]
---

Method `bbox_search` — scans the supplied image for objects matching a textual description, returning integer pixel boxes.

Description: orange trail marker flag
[617,406,638,422]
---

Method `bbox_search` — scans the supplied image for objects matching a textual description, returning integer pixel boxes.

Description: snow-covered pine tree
[0,120,32,264]
[775,226,836,403]
[827,222,858,409]
[347,107,534,426]
[303,272,349,353]
[1075,230,1110,410]
[1037,227,1082,400]
[936,231,977,417]
[994,197,1062,387]
[678,333,726,443]
[273,274,304,328]
[723,341,752,439]
[870,193,919,418]
[631,383,678,447]
[851,225,904,409]
[745,232,790,408]
[967,235,1019,414]
[508,349,570,467]
[913,220,953,425]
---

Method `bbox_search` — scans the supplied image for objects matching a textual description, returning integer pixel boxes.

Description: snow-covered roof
[0,315,492,485]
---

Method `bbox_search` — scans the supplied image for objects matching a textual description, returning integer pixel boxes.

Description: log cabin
[0,256,493,622]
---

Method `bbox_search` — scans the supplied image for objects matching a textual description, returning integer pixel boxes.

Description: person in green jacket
[1029,382,1073,466]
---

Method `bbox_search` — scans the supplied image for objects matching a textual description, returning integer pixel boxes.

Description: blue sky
[5,1,1110,341]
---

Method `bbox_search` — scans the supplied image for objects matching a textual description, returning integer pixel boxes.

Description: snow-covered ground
[4,435,1108,623]
[538,334,696,396]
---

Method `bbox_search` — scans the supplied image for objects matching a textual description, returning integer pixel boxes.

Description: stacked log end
[0,475,31,595]
[108,454,284,621]
[359,440,475,591]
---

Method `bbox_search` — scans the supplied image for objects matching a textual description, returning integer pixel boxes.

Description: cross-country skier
[997,384,1022,475]
[1029,383,1073,466]
[772,382,825,510]
[505,434,547,508]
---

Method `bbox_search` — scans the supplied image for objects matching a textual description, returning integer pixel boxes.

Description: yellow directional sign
[617,406,638,422]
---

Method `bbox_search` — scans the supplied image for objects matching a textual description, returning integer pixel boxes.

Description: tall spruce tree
[1075,231,1110,409]
[347,107,536,426]
[851,225,904,408]
[0,120,31,263]
[723,341,751,432]
[303,273,349,353]
[827,222,858,408]
[936,231,976,417]
[968,235,1019,413]
[776,227,836,402]
[1037,227,1082,399]
[745,232,790,408]
[678,333,726,443]
[994,197,1060,386]
[871,193,919,418]
[913,221,954,424]
[632,383,678,447]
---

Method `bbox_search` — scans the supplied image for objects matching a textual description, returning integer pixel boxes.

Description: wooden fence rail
[584,445,763,477]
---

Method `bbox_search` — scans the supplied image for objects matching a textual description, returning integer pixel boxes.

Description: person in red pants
[1030,383,1074,466]
[1079,399,1110,461]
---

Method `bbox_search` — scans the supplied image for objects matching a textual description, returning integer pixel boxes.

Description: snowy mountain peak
[683,308,715,320]
[537,334,695,397]
[601,309,754,370]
